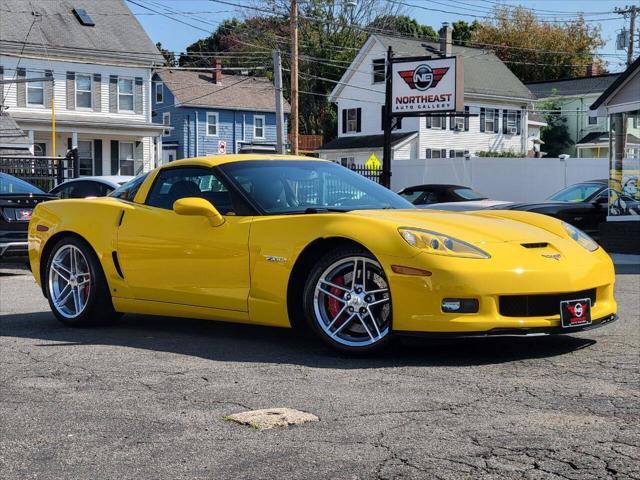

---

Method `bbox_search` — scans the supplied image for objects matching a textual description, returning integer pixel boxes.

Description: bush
[475,150,526,158]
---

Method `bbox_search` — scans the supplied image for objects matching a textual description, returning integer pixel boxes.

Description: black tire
[44,236,119,327]
[302,247,392,355]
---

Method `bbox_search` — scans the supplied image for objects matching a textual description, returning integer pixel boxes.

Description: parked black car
[398,184,488,205]
[489,180,612,238]
[0,173,56,264]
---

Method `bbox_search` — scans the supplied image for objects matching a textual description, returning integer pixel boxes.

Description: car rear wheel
[45,237,118,326]
[303,247,392,354]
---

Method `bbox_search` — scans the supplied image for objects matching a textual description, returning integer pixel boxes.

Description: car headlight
[398,228,491,259]
[562,222,599,252]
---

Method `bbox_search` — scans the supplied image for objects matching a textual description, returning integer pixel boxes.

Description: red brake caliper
[327,275,345,321]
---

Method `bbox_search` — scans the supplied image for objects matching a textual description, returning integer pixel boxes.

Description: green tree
[539,95,574,157]
[452,20,479,46]
[368,15,436,40]
[180,1,401,140]
[155,42,176,67]
[471,6,605,82]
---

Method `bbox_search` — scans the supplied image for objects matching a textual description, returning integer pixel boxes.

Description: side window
[110,172,149,202]
[145,167,234,214]
[52,184,76,199]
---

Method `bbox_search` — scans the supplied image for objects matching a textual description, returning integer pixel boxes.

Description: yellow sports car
[28,155,617,354]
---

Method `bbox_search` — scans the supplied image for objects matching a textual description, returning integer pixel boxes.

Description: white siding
[1,56,150,120]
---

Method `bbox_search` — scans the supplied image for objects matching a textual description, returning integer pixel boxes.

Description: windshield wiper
[302,207,350,213]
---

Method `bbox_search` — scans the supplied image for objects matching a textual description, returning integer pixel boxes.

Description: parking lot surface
[1,266,639,480]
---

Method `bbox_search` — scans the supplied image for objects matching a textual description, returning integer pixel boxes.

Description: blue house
[152,69,289,162]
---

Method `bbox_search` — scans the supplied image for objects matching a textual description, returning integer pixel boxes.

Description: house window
[450,150,469,158]
[254,115,265,139]
[431,116,444,129]
[162,112,171,136]
[78,140,93,176]
[340,157,355,168]
[484,108,496,132]
[119,142,135,175]
[207,112,218,136]
[344,108,360,133]
[155,82,163,103]
[426,149,447,159]
[33,142,47,156]
[118,77,134,112]
[76,73,92,109]
[27,71,44,106]
[372,59,385,84]
[505,111,518,133]
[588,115,598,125]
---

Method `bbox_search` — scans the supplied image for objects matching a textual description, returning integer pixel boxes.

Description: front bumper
[397,314,618,337]
[378,247,617,334]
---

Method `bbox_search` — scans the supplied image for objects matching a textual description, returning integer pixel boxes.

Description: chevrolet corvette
[28,155,617,353]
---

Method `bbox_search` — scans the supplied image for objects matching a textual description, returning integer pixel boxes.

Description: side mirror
[173,197,225,227]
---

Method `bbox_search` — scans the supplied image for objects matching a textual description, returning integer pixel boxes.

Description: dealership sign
[391,56,463,114]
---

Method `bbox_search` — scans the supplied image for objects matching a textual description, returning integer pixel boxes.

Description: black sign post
[381,46,394,189]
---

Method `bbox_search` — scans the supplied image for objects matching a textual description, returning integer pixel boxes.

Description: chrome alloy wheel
[313,256,391,347]
[48,245,92,319]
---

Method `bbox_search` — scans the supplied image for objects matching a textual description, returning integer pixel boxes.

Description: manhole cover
[225,408,319,431]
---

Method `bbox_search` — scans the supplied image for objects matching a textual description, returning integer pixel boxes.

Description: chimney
[439,22,453,57]
[213,58,222,84]
[586,63,599,77]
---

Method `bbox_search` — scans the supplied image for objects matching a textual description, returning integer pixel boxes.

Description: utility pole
[381,46,393,189]
[273,50,286,154]
[630,5,637,66]
[615,5,638,66]
[290,0,299,155]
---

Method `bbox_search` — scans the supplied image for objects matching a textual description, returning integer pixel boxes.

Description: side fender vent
[112,251,124,279]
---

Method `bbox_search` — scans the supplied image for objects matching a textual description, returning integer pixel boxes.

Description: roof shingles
[156,70,290,113]
[0,0,163,65]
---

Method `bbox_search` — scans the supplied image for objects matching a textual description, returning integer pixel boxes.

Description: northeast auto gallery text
[394,93,453,111]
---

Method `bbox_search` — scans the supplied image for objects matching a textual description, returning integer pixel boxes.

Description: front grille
[499,289,596,317]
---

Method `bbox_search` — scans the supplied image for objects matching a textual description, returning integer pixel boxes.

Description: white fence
[390,157,608,202]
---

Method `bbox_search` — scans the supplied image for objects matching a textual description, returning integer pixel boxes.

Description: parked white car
[49,176,134,199]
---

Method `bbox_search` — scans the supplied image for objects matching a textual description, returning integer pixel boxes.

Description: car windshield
[398,190,424,203]
[0,173,45,194]
[548,183,603,202]
[221,160,414,213]
[109,172,149,202]
[453,188,486,200]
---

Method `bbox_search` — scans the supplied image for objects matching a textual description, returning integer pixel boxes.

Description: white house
[527,72,622,158]
[318,25,539,164]
[0,0,165,175]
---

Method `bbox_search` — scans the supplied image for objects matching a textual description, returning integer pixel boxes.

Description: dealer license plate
[560,298,592,328]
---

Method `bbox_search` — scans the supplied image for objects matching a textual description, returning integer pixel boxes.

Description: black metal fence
[349,165,382,183]
[0,155,76,191]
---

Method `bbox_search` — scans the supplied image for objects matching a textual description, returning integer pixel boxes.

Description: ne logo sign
[391,56,463,114]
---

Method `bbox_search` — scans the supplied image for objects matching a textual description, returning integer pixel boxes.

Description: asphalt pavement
[1,265,639,479]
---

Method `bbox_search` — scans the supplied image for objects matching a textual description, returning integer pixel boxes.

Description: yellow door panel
[116,204,252,311]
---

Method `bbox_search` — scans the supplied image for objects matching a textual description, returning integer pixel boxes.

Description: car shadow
[0,311,598,368]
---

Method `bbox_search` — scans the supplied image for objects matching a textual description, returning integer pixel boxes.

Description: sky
[130,0,636,73]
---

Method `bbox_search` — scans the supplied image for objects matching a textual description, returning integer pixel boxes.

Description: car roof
[162,154,328,169]
[401,184,467,192]
[55,176,133,187]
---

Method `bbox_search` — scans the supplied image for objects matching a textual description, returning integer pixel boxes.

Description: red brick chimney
[586,63,599,76]
[213,58,222,84]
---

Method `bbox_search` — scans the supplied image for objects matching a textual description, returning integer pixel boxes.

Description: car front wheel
[45,237,118,326]
[303,248,392,354]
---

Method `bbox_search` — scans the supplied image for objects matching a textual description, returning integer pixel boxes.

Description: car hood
[488,201,575,211]
[347,208,563,244]
[419,200,513,211]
